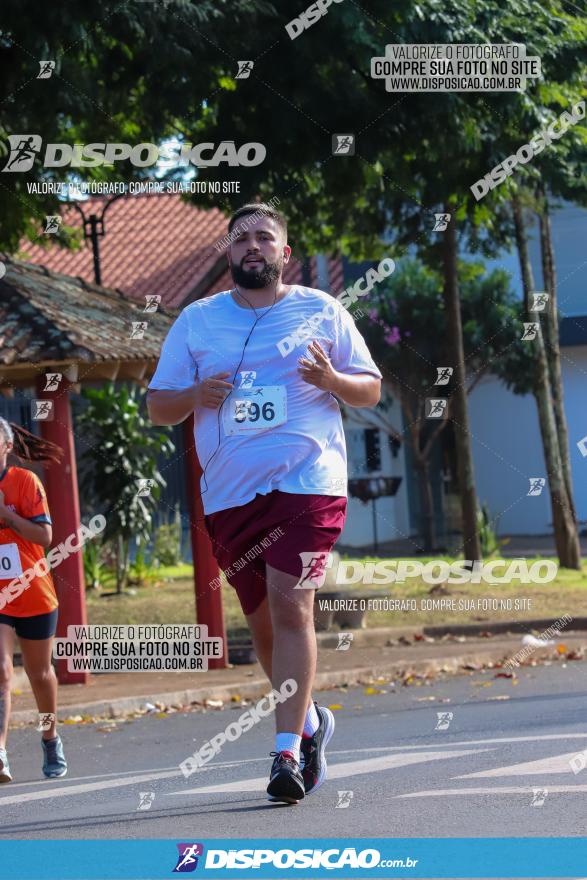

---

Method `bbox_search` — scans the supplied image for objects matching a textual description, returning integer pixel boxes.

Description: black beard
[230,258,281,289]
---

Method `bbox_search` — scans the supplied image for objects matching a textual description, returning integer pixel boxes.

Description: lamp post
[72,195,124,285]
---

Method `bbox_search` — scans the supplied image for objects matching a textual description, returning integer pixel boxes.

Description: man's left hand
[297,340,340,393]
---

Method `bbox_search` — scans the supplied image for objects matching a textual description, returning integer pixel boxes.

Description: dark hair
[0,418,63,465]
[228,202,287,238]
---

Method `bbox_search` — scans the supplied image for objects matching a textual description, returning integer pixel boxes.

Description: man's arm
[330,372,381,408]
[147,372,234,425]
[298,340,381,408]
[147,387,199,426]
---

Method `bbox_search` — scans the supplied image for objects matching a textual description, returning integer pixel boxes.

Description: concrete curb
[10,639,581,726]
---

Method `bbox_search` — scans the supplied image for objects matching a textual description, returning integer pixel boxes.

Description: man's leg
[265,562,316,736]
[246,593,319,739]
[245,596,273,681]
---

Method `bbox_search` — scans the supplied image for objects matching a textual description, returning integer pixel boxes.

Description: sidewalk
[9,625,586,725]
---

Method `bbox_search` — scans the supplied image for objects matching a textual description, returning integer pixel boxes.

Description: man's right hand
[194,372,234,409]
[147,371,234,425]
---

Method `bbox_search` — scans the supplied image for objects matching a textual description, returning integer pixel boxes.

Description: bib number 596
[234,401,275,423]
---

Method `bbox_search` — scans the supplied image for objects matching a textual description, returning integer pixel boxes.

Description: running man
[0,419,67,782]
[147,203,382,804]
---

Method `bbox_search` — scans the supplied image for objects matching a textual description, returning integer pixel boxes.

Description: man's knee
[271,601,314,631]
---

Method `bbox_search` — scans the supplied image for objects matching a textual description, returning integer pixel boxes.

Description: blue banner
[2,838,587,878]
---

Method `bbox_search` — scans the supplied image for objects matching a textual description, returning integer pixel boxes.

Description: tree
[6,0,586,562]
[511,194,581,568]
[76,383,174,593]
[351,259,535,551]
[0,0,272,248]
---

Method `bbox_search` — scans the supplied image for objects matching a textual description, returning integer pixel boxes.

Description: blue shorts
[0,608,58,640]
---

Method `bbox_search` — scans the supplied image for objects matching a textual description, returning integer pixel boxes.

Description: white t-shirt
[148,286,382,514]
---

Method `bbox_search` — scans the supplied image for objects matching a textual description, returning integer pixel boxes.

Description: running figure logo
[433,213,451,232]
[527,478,546,496]
[2,134,42,172]
[130,321,148,339]
[336,632,354,651]
[426,398,447,419]
[335,790,354,808]
[238,371,256,389]
[295,551,333,589]
[144,295,161,313]
[136,479,156,497]
[531,788,548,807]
[173,843,204,873]
[137,791,155,811]
[43,372,62,391]
[434,367,453,385]
[31,400,54,421]
[521,322,539,341]
[44,216,61,234]
[38,61,55,78]
[236,61,254,79]
[435,711,453,730]
[36,712,55,732]
[530,293,549,312]
[332,134,355,155]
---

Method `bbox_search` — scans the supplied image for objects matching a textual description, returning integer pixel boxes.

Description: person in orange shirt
[0,417,67,783]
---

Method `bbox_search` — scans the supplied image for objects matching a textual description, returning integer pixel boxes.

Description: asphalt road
[0,661,586,842]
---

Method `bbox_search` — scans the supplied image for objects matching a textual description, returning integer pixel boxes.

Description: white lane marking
[398,784,587,798]
[0,765,189,790]
[168,749,491,796]
[456,751,584,778]
[4,734,587,791]
[0,769,183,806]
[2,733,586,803]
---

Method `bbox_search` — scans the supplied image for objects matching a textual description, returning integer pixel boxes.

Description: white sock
[303,702,320,738]
[275,732,301,763]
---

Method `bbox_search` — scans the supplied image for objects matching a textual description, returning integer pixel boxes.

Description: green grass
[85,556,587,635]
[86,570,249,636]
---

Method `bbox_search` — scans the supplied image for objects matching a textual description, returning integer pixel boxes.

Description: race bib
[0,543,23,579]
[223,386,287,436]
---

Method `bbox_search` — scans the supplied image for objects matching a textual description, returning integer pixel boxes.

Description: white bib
[0,543,23,579]
[223,386,287,436]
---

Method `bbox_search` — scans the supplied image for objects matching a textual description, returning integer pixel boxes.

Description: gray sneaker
[0,748,12,783]
[42,735,67,778]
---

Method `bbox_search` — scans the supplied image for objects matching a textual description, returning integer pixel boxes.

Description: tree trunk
[441,207,481,560]
[414,457,437,552]
[512,195,580,569]
[121,538,130,592]
[538,191,578,526]
[116,534,124,594]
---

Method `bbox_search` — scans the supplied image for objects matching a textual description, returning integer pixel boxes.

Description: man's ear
[283,244,292,264]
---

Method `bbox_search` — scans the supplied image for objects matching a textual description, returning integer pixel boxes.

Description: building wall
[339,417,410,549]
[467,345,587,535]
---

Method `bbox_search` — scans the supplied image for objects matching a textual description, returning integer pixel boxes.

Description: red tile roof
[17,195,229,309]
[0,256,174,371]
[16,194,345,308]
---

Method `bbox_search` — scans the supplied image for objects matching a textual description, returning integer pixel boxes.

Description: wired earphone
[198,284,282,500]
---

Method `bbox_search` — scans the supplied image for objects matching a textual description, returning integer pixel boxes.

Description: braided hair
[0,417,63,465]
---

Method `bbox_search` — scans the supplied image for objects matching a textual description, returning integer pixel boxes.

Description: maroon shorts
[204,490,347,616]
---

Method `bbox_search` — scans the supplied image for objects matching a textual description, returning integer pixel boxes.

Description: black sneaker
[300,704,335,794]
[266,750,305,804]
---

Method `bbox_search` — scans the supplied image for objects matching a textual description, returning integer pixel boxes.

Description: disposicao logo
[1,136,266,171]
[173,843,204,873]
